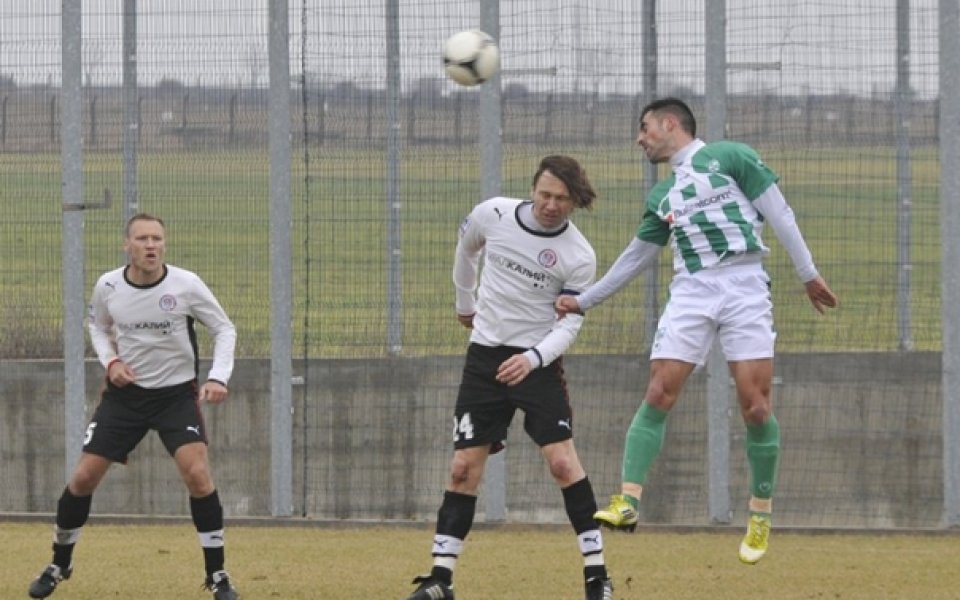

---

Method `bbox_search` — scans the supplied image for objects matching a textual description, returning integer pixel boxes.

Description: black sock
[562,477,608,581]
[429,491,477,585]
[52,487,92,569]
[190,490,225,576]
[584,564,608,581]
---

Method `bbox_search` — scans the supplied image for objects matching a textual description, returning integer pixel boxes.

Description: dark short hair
[125,213,166,237]
[532,155,596,210]
[641,97,697,137]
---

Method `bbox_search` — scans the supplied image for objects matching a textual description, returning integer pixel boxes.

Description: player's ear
[662,114,674,132]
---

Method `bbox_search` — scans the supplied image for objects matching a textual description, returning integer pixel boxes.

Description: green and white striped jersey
[638,139,779,274]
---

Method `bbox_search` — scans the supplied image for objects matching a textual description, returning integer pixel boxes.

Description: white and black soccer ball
[442,29,500,87]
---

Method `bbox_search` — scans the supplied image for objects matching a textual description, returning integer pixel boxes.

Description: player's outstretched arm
[556,237,661,318]
[804,276,838,314]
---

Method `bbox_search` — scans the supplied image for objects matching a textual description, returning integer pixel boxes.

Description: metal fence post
[60,0,85,484]
[704,0,732,525]
[479,0,505,523]
[269,0,293,517]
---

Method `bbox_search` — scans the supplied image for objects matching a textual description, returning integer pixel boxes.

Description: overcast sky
[0,0,943,98]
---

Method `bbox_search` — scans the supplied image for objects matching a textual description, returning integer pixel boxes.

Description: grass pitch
[2,520,959,599]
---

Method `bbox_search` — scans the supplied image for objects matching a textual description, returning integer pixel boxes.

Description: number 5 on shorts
[83,421,97,446]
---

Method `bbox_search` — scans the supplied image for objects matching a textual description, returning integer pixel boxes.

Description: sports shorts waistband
[685,254,764,277]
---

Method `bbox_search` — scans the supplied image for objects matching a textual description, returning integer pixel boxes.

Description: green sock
[746,414,781,499]
[621,403,668,488]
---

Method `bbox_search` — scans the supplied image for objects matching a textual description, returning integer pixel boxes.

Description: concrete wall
[0,352,943,529]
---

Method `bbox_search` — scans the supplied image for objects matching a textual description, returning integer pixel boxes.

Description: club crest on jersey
[538,249,558,268]
[708,158,721,173]
[159,294,177,311]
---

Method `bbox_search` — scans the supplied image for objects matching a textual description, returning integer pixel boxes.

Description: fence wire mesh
[0,0,950,528]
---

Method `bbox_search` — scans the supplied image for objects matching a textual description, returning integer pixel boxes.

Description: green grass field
[0,145,944,358]
[2,520,959,599]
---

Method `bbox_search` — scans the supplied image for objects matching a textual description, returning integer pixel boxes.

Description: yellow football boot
[738,513,771,564]
[593,494,639,532]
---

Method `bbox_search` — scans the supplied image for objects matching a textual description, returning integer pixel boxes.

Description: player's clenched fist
[554,295,582,318]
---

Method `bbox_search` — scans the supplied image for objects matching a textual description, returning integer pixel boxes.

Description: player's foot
[405,574,455,600]
[584,576,614,600]
[204,570,239,600]
[28,563,72,599]
[738,513,772,564]
[594,494,639,532]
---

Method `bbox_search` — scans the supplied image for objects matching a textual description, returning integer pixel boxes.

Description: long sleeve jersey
[579,139,819,311]
[87,264,236,389]
[453,197,596,367]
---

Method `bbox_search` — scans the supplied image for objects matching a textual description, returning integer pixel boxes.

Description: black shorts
[453,343,574,450]
[83,379,207,463]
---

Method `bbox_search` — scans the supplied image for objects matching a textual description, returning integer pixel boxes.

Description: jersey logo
[493,207,505,220]
[708,158,720,173]
[537,249,558,268]
[159,294,177,311]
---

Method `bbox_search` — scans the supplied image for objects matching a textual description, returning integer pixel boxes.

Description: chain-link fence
[0,0,956,529]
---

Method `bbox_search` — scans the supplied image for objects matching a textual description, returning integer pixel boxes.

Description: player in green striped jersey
[556,97,837,564]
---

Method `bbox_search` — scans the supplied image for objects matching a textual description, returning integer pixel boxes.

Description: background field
[0,144,943,358]
[2,520,959,599]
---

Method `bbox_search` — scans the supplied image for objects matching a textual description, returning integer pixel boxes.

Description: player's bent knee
[644,381,677,410]
[742,403,772,426]
[546,455,577,482]
[180,464,214,493]
[448,456,473,485]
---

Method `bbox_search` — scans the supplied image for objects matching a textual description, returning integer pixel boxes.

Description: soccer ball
[442,29,500,87]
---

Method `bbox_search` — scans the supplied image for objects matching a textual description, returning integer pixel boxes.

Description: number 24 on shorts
[453,413,474,442]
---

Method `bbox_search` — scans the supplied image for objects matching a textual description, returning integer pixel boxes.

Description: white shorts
[651,263,776,366]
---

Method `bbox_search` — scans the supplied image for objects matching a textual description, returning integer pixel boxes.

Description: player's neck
[126,263,166,286]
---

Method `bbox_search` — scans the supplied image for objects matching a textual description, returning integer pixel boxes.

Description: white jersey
[453,197,596,367]
[87,264,236,389]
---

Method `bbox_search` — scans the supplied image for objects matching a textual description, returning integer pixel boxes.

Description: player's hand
[805,276,838,314]
[496,354,533,387]
[554,295,583,318]
[107,359,136,387]
[201,380,229,404]
[457,313,475,329]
